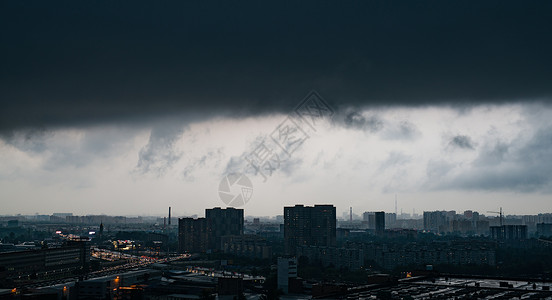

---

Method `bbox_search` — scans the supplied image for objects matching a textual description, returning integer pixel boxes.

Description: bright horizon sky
[2,102,552,218]
[1,2,551,218]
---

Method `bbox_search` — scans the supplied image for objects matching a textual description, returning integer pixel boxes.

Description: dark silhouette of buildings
[363,211,393,232]
[490,225,528,240]
[206,207,244,250]
[537,223,552,237]
[423,211,450,232]
[0,238,90,281]
[375,211,385,236]
[284,204,336,255]
[296,246,364,270]
[349,240,496,270]
[217,277,244,297]
[178,217,207,253]
[178,207,244,253]
[220,234,272,259]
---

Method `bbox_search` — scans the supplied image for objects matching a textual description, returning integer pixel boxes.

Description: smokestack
[168,207,171,226]
[350,207,352,223]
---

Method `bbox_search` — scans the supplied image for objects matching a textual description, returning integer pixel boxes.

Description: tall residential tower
[284,204,336,255]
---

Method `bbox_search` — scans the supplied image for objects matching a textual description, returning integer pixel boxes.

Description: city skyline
[3,206,552,221]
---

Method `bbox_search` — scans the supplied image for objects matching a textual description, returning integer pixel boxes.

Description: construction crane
[487,207,503,226]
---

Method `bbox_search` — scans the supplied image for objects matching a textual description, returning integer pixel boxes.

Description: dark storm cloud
[450,135,475,150]
[1,0,552,131]
[2,129,50,153]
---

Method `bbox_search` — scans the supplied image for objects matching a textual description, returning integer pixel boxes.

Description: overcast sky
[1,1,551,217]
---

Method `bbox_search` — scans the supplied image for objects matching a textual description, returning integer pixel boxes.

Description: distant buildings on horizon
[2,207,552,238]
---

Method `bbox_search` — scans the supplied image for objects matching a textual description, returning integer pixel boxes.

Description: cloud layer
[1,1,552,131]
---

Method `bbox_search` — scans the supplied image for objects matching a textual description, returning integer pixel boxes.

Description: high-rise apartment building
[284,204,336,255]
[205,207,244,250]
[178,217,208,253]
[385,212,397,228]
[178,207,244,253]
[490,225,528,240]
[375,211,385,236]
[363,211,387,234]
[363,212,376,229]
[423,211,449,232]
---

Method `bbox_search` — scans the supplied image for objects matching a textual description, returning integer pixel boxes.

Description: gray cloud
[222,131,310,182]
[434,127,552,192]
[1,129,50,154]
[450,135,475,150]
[1,127,140,171]
[378,152,412,172]
[426,160,455,181]
[135,125,185,176]
[223,135,266,178]
[1,0,551,132]
[382,121,421,141]
[181,148,224,182]
[344,112,366,129]
[278,156,304,178]
[474,141,509,166]
[343,111,384,132]
[377,152,413,192]
[224,156,249,177]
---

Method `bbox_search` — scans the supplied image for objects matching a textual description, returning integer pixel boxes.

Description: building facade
[277,257,298,294]
[206,207,244,251]
[353,240,496,270]
[220,235,272,259]
[490,225,528,240]
[423,211,449,233]
[284,205,336,255]
[178,217,208,253]
[537,223,552,237]
[375,211,385,236]
[0,239,90,281]
[179,207,244,253]
[296,246,364,270]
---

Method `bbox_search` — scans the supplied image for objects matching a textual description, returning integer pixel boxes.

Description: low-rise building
[220,235,272,259]
[0,239,90,280]
[296,246,364,270]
